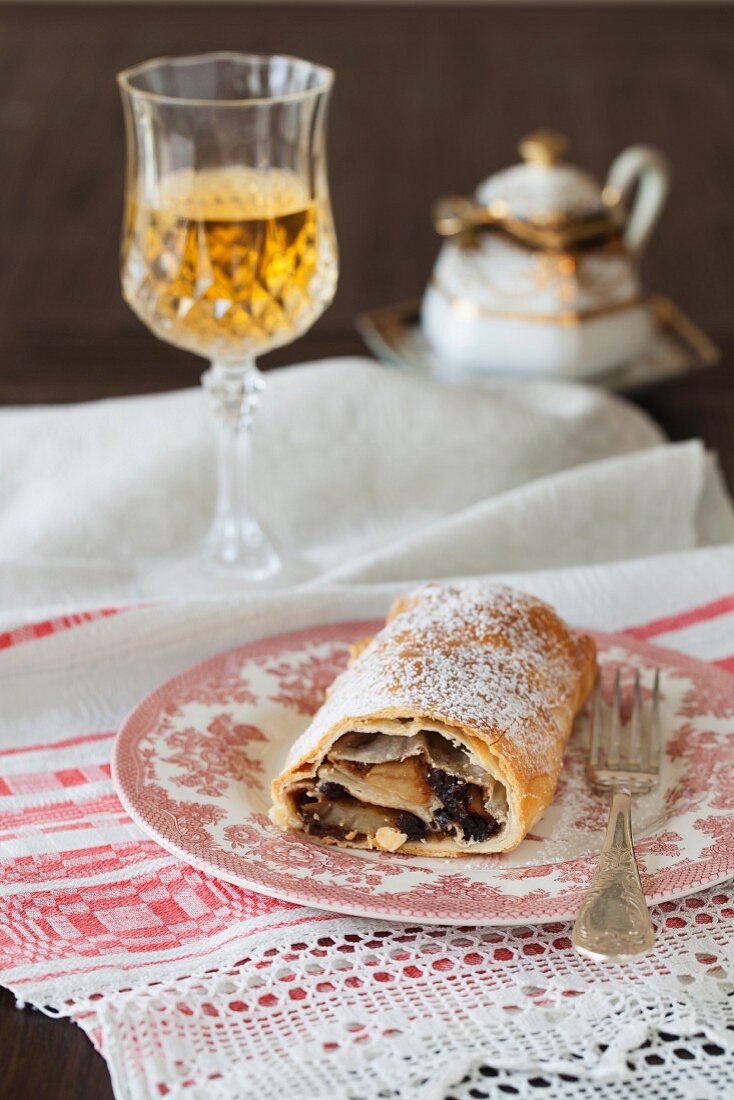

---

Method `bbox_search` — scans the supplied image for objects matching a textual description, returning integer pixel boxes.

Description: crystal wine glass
[118,53,337,580]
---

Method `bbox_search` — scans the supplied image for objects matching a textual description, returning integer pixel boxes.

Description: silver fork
[572,667,661,962]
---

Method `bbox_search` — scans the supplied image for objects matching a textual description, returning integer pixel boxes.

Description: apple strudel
[270,583,596,855]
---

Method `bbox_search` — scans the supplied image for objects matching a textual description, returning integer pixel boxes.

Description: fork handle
[572,788,655,961]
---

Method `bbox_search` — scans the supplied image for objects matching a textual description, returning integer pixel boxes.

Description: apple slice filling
[292,728,508,849]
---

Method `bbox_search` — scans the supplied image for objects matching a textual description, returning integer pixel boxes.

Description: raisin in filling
[426,768,467,818]
[396,811,427,841]
[319,781,350,801]
[426,768,501,841]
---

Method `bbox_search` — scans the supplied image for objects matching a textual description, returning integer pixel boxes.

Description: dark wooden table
[1,4,733,1098]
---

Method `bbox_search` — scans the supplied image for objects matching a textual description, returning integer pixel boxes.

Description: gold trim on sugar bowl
[432,278,648,328]
[432,196,626,253]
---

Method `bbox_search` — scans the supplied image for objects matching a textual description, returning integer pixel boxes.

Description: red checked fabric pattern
[0,607,125,651]
[1,581,734,1100]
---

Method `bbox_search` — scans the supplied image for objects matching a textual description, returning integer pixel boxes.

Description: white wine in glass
[119,54,337,580]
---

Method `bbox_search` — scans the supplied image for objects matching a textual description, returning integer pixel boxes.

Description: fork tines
[587,667,661,792]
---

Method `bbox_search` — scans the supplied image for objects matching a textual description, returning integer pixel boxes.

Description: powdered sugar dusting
[285,583,592,776]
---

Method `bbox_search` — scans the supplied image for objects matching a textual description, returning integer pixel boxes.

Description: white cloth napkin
[1,357,732,619]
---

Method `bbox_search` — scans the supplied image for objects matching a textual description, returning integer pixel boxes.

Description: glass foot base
[201,519,281,582]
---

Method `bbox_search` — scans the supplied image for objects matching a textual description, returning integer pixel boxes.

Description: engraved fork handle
[572,788,655,961]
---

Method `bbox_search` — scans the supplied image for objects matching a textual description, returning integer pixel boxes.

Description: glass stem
[200,360,279,578]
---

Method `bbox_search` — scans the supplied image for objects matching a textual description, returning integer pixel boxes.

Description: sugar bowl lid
[434,130,625,250]
[477,131,606,221]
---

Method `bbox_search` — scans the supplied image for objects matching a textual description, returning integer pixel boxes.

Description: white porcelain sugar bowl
[421,131,670,378]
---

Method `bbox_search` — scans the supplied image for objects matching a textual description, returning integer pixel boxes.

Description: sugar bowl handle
[605,145,670,255]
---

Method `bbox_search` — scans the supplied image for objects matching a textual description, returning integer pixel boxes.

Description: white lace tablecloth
[1,360,733,1099]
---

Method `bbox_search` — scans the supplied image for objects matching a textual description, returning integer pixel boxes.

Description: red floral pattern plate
[113,620,734,926]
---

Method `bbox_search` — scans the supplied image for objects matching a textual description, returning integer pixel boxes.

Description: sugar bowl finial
[519,130,568,167]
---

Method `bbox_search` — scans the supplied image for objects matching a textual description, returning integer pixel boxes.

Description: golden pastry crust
[270,582,596,855]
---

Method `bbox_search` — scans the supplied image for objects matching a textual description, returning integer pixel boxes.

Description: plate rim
[112,619,734,927]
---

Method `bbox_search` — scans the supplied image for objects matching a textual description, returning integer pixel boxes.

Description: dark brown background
[1,5,734,1098]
